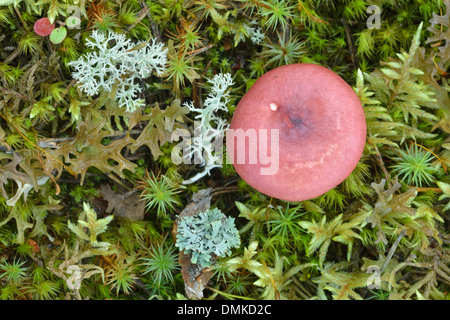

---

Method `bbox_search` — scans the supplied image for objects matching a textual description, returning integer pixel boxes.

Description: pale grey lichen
[181,73,234,184]
[176,208,240,268]
[244,24,265,44]
[68,30,167,112]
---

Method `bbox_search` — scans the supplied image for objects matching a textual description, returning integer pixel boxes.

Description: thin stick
[381,229,406,274]
[414,142,447,174]
[342,18,358,68]
[415,187,442,193]
[298,2,329,24]
[186,44,214,57]
[369,141,390,183]
[0,87,37,103]
[206,286,255,300]
[37,129,143,148]
[125,5,150,33]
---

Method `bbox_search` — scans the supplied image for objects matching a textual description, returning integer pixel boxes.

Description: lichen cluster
[0,0,449,300]
[176,208,240,268]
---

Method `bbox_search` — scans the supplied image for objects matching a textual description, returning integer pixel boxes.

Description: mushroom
[226,63,366,202]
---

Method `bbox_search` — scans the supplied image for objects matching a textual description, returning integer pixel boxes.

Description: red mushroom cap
[34,18,55,36]
[226,63,366,202]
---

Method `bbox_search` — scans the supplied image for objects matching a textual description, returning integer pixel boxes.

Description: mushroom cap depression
[226,63,366,202]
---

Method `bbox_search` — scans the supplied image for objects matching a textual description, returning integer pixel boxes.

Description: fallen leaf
[100,184,145,221]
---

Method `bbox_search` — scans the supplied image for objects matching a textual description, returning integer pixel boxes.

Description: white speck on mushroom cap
[269,103,278,111]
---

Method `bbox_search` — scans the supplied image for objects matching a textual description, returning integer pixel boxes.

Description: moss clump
[0,0,448,301]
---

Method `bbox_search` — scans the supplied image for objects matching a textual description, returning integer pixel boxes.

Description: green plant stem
[206,286,255,300]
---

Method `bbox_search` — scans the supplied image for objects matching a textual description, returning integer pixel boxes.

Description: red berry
[34,18,55,36]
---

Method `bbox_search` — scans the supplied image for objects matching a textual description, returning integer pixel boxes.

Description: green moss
[0,0,448,301]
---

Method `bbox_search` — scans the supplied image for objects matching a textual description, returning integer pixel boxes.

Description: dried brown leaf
[55,116,137,184]
[100,184,145,221]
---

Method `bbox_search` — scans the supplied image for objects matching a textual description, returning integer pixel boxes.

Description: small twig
[381,229,406,274]
[125,5,150,33]
[415,187,443,193]
[13,6,28,30]
[186,44,214,57]
[210,185,240,198]
[325,17,359,25]
[139,0,162,43]
[191,59,212,108]
[0,87,37,103]
[298,2,329,25]
[260,257,280,300]
[414,142,447,174]
[369,141,390,183]
[342,18,358,68]
[206,286,255,300]
[3,48,21,64]
[28,252,45,268]
[37,129,143,148]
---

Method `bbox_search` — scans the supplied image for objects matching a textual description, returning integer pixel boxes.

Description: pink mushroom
[33,18,55,36]
[226,63,366,202]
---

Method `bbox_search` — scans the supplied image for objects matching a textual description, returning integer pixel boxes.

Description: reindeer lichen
[68,30,167,112]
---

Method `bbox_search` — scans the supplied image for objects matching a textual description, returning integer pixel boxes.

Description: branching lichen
[181,73,233,184]
[68,30,167,112]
